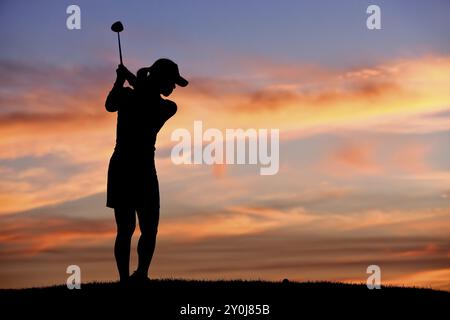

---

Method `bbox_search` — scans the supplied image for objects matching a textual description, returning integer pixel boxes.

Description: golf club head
[111,21,124,33]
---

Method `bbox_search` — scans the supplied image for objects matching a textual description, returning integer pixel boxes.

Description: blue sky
[2,0,450,72]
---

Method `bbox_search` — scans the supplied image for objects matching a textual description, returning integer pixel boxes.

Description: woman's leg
[114,207,136,282]
[135,206,160,278]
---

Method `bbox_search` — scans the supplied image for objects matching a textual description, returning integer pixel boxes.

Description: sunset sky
[1,0,450,290]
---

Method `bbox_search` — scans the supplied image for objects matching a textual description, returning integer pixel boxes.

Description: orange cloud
[397,243,439,258]
[1,55,450,214]
[1,203,449,290]
[391,143,431,174]
[171,55,450,135]
[383,268,450,292]
[314,138,436,178]
[212,163,227,178]
[159,206,314,240]
[11,204,447,257]
[0,215,114,257]
[325,142,382,176]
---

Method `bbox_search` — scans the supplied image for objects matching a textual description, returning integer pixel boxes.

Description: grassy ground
[0,279,448,318]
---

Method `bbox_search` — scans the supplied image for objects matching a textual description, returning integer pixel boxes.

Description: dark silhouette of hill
[0,279,448,318]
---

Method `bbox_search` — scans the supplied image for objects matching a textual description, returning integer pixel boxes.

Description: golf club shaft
[117,33,123,64]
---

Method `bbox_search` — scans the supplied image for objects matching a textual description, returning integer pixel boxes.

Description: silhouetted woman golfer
[105,59,188,284]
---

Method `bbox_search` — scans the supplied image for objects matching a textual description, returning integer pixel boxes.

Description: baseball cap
[148,58,188,87]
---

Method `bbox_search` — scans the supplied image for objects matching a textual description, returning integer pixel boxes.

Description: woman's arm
[105,65,131,112]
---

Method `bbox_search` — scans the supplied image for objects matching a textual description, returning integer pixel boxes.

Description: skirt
[106,150,160,209]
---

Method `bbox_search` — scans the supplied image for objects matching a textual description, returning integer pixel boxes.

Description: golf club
[111,21,124,64]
